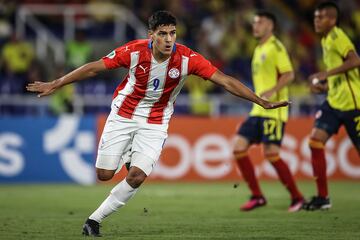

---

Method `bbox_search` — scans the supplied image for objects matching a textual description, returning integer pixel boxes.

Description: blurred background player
[233,10,304,212]
[304,1,360,211]
[27,11,288,237]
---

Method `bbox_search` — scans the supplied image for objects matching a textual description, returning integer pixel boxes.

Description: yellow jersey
[250,35,293,122]
[321,26,360,111]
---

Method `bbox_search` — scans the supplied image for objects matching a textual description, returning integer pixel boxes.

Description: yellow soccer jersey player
[305,1,360,211]
[321,26,360,110]
[250,35,293,122]
[233,11,304,213]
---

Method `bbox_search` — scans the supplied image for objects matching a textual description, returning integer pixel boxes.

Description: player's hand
[260,89,275,100]
[309,71,328,82]
[26,80,58,97]
[260,99,290,109]
[310,80,328,93]
[308,72,328,93]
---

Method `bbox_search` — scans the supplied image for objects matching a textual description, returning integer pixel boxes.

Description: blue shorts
[238,117,285,145]
[315,101,360,149]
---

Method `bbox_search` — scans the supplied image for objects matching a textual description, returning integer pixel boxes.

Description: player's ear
[329,18,337,26]
[148,30,153,39]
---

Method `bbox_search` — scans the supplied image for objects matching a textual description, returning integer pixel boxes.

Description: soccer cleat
[303,196,331,211]
[240,196,267,211]
[288,198,305,213]
[82,218,101,237]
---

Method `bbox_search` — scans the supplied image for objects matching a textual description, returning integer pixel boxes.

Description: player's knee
[233,149,248,160]
[233,137,249,159]
[126,168,147,188]
[263,144,280,162]
[264,152,281,162]
[96,169,115,181]
[309,128,329,149]
[308,137,325,150]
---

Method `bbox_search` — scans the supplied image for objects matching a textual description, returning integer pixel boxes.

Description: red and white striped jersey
[102,39,217,125]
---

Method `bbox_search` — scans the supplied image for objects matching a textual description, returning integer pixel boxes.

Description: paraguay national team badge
[168,68,180,79]
[315,110,322,119]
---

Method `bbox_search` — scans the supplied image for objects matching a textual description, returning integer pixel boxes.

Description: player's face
[314,9,333,34]
[150,25,176,56]
[252,16,272,39]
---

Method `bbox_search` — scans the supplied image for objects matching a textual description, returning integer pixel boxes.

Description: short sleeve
[335,30,355,58]
[188,51,218,79]
[102,44,131,69]
[275,44,293,73]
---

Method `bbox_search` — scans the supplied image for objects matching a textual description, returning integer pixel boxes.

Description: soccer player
[27,11,288,237]
[233,10,304,212]
[304,1,360,211]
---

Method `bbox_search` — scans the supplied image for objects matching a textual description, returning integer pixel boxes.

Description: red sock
[309,138,328,198]
[268,155,303,200]
[235,151,262,197]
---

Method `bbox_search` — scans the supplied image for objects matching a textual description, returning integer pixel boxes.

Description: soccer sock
[309,138,328,198]
[268,154,303,200]
[234,151,263,197]
[89,179,138,223]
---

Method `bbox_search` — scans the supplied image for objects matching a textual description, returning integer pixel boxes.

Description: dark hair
[148,11,177,31]
[315,1,340,25]
[255,10,277,29]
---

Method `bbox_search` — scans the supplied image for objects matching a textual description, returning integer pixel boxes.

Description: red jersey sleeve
[102,44,131,69]
[188,50,218,79]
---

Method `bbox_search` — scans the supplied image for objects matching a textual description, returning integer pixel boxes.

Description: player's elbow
[288,72,295,82]
[220,75,237,91]
[283,71,295,84]
[84,60,105,76]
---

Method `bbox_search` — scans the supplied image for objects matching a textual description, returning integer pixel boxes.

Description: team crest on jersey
[315,110,322,119]
[168,68,180,79]
[106,50,116,59]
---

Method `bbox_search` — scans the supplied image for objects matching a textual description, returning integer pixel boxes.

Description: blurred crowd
[1,0,360,116]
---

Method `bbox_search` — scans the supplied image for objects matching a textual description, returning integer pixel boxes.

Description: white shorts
[95,111,168,176]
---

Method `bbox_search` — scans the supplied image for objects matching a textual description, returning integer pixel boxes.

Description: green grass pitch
[1,181,359,239]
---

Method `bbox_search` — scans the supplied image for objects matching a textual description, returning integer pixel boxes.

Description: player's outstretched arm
[26,59,107,97]
[309,50,360,82]
[209,70,289,109]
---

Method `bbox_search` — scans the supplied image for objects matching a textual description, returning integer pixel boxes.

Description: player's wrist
[323,71,330,78]
[52,79,62,89]
[258,97,268,108]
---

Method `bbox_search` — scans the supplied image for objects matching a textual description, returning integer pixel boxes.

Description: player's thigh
[233,135,250,153]
[263,143,281,157]
[96,113,137,170]
[131,126,168,176]
[310,128,331,144]
[235,117,261,151]
[343,110,360,154]
[312,101,341,143]
[129,152,156,177]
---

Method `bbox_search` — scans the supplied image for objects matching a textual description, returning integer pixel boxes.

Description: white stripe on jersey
[132,56,170,122]
[112,51,140,109]
[162,56,189,123]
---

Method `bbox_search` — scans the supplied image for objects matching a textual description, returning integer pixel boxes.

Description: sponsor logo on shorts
[315,110,322,119]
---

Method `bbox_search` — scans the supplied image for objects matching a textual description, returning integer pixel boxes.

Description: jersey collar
[261,35,275,46]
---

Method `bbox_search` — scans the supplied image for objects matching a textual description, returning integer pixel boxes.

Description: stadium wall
[0,116,358,184]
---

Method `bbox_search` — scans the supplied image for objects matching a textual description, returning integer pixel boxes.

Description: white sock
[89,179,138,223]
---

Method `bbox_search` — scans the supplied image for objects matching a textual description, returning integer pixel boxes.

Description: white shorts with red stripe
[95,110,168,176]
